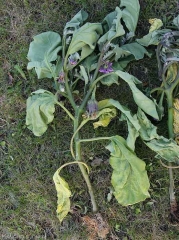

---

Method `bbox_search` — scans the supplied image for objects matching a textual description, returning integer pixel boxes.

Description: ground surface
[1,0,179,239]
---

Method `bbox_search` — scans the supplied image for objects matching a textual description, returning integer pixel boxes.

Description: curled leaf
[53,169,71,223]
[115,70,159,120]
[27,32,62,79]
[166,63,178,85]
[98,7,125,46]
[173,15,179,29]
[149,18,163,32]
[106,136,150,206]
[64,10,88,35]
[137,109,179,164]
[93,108,117,128]
[67,23,103,62]
[26,90,57,136]
[120,0,140,33]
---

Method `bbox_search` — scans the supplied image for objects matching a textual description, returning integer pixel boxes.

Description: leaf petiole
[55,101,75,121]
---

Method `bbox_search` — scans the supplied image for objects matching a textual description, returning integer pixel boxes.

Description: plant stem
[64,71,76,110]
[166,90,177,212]
[79,136,111,143]
[74,114,98,212]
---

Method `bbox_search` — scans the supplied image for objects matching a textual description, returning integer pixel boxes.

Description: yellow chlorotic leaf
[53,169,71,223]
[93,116,112,129]
[93,108,117,129]
[149,18,163,32]
[174,98,179,145]
[166,63,178,85]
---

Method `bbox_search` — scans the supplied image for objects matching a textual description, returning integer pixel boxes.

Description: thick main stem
[166,90,177,212]
[74,114,98,212]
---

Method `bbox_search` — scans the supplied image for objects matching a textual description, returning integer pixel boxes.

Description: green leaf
[113,56,135,70]
[121,42,151,60]
[137,108,158,141]
[53,168,71,223]
[27,32,62,79]
[114,48,130,61]
[100,74,119,86]
[137,109,179,164]
[26,89,57,136]
[106,136,150,206]
[121,114,139,151]
[64,10,88,34]
[79,65,89,85]
[173,15,179,29]
[98,7,125,46]
[115,71,159,119]
[67,23,103,61]
[145,137,179,164]
[98,99,141,131]
[93,108,117,128]
[81,54,98,75]
[136,29,171,46]
[120,0,140,33]
[102,11,116,32]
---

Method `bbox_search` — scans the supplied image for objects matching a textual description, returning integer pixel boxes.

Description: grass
[1,0,179,239]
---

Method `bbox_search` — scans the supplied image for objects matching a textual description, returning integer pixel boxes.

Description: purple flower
[99,61,113,74]
[87,99,98,117]
[68,52,80,66]
[58,71,65,83]
[69,59,77,65]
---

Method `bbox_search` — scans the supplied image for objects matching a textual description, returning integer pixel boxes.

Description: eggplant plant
[137,17,179,219]
[25,0,179,222]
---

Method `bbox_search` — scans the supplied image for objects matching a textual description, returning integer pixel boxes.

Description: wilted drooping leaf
[121,42,151,60]
[173,15,179,29]
[137,108,158,141]
[93,108,117,128]
[66,23,103,63]
[106,136,150,206]
[98,7,125,46]
[137,109,179,164]
[115,70,159,119]
[120,113,139,151]
[166,63,178,85]
[120,0,140,34]
[137,29,171,46]
[64,10,88,35]
[27,32,62,79]
[100,73,119,86]
[26,90,57,136]
[98,99,141,131]
[149,18,163,32]
[53,169,71,223]
[146,137,179,164]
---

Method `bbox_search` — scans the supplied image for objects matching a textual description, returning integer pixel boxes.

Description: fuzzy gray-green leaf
[137,29,171,46]
[137,109,179,164]
[121,42,151,60]
[115,70,159,119]
[98,7,125,46]
[107,135,150,206]
[64,10,88,34]
[26,89,57,136]
[27,32,62,79]
[67,23,103,60]
[120,0,140,33]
